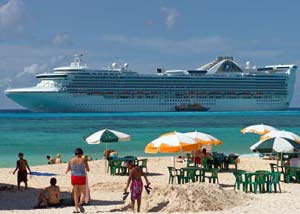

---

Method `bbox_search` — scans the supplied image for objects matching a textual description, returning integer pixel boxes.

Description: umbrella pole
[105,143,108,174]
[173,155,175,168]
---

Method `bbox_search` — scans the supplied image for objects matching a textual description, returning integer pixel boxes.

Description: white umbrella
[85,128,131,144]
[251,137,300,153]
[241,124,277,135]
[145,131,200,167]
[184,131,222,145]
[260,130,300,143]
[85,128,131,173]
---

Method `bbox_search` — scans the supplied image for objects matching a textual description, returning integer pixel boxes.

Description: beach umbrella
[145,131,199,153]
[260,130,300,143]
[85,128,131,144]
[241,124,277,135]
[85,128,131,173]
[145,132,200,166]
[250,137,300,153]
[184,131,222,145]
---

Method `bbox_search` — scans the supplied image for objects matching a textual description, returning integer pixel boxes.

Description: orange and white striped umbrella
[144,131,200,154]
[184,131,222,145]
[241,124,277,135]
[260,130,300,143]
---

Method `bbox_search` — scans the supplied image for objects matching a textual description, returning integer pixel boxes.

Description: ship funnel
[123,63,129,69]
[246,61,250,69]
[112,62,118,69]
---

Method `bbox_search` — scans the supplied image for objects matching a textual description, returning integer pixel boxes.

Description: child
[13,152,31,189]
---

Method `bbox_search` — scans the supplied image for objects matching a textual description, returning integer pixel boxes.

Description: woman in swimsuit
[66,148,89,213]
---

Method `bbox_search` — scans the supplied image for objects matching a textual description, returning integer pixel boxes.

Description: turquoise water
[1,111,300,168]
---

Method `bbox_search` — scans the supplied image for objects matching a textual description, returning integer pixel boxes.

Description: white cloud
[0,77,11,87]
[161,7,179,29]
[101,35,227,54]
[16,55,67,78]
[0,0,25,31]
[52,33,73,47]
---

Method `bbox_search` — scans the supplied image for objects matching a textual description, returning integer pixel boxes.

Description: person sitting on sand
[124,160,150,212]
[13,152,31,189]
[34,177,61,208]
[46,155,55,165]
[55,154,62,164]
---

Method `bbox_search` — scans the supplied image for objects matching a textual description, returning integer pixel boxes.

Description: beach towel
[30,171,57,176]
[130,179,143,200]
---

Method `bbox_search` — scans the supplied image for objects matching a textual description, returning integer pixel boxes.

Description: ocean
[1,111,300,168]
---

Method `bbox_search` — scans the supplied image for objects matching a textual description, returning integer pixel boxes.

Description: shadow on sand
[0,184,124,211]
[145,172,164,176]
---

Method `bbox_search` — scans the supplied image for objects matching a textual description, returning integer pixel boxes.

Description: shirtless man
[34,177,61,208]
[46,155,55,164]
[13,153,31,189]
[124,160,150,212]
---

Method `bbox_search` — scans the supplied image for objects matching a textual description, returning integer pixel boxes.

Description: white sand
[0,157,300,213]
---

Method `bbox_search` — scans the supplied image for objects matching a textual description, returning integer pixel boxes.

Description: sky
[1,0,300,109]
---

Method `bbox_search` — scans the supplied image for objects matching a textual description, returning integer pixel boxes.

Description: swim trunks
[130,179,143,200]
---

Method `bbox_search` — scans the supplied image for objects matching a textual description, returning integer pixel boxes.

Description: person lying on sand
[13,152,31,189]
[34,177,61,209]
[46,155,56,164]
[124,160,150,212]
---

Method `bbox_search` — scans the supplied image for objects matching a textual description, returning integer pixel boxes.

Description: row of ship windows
[95,96,284,99]
[73,76,287,81]
[70,81,287,86]
[73,102,216,106]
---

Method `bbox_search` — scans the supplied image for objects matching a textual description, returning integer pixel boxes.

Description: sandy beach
[1,156,300,214]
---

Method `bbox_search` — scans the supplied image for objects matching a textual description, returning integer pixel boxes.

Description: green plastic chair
[201,157,211,169]
[269,163,278,172]
[108,160,116,175]
[186,159,197,167]
[269,172,281,193]
[254,171,269,193]
[226,156,238,171]
[244,173,256,193]
[114,160,126,175]
[186,153,192,160]
[284,166,300,183]
[195,168,203,182]
[179,168,197,184]
[233,170,246,190]
[203,168,219,184]
[167,167,180,184]
[138,159,148,173]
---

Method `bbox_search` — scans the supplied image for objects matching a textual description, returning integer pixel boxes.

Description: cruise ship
[4,56,298,112]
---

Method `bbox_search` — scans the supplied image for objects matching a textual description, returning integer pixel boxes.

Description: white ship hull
[5,91,289,112]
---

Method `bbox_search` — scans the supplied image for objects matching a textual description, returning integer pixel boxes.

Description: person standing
[66,148,89,213]
[124,160,150,212]
[13,152,31,189]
